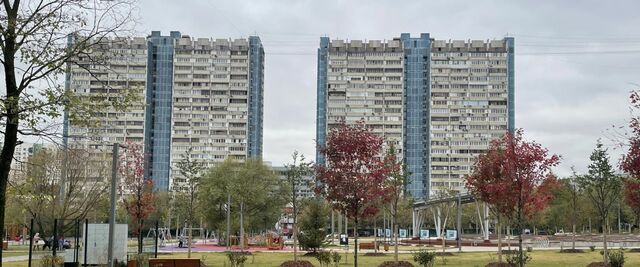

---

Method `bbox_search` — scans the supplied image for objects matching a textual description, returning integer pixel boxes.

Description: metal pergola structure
[412,193,490,250]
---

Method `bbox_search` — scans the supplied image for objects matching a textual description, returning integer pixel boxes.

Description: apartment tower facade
[65,31,264,191]
[316,33,514,200]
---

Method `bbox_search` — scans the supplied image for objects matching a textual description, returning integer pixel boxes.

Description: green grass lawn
[4,250,639,266]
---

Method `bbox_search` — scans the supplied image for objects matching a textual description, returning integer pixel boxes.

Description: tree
[119,141,154,255]
[298,198,329,253]
[316,121,393,267]
[623,179,640,231]
[465,129,560,266]
[621,90,640,233]
[8,146,109,234]
[567,170,581,250]
[383,144,407,262]
[199,158,284,250]
[0,0,137,259]
[577,142,622,263]
[284,151,313,262]
[174,147,206,258]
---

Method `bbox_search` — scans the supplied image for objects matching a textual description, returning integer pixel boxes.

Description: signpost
[420,229,429,239]
[399,229,407,238]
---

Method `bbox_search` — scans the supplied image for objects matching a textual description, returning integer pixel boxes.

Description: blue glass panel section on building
[506,37,515,134]
[144,31,180,192]
[401,33,431,201]
[315,37,329,166]
[248,36,265,158]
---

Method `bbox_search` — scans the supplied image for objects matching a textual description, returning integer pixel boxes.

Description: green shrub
[39,255,64,267]
[331,251,342,267]
[315,251,332,267]
[526,246,533,252]
[506,251,532,267]
[227,251,248,267]
[590,245,596,252]
[413,249,436,267]
[609,249,625,267]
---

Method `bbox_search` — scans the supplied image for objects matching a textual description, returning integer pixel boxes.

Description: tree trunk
[518,225,523,267]
[187,222,192,258]
[373,215,378,253]
[497,218,502,263]
[394,222,399,262]
[354,216,358,267]
[293,207,298,262]
[603,216,608,263]
[572,223,576,250]
[0,15,20,261]
[138,219,144,254]
[240,201,245,252]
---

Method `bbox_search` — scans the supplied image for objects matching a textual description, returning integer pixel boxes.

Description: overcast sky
[139,0,640,176]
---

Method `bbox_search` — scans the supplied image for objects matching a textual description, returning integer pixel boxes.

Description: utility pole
[107,143,119,267]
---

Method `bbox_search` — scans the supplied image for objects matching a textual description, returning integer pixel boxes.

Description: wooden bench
[359,242,379,250]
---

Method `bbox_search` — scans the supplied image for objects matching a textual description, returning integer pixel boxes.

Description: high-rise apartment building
[316,33,514,200]
[65,31,264,191]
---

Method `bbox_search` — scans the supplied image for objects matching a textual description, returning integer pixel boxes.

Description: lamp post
[107,143,119,267]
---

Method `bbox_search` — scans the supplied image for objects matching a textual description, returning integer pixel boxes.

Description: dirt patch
[378,261,414,267]
[302,252,319,257]
[364,252,387,256]
[280,260,315,267]
[485,262,514,267]
[586,262,609,267]
[560,248,585,253]
[629,248,640,253]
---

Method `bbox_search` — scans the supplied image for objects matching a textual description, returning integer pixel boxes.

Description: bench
[359,242,379,250]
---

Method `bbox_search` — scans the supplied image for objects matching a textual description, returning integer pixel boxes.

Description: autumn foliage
[465,129,559,266]
[621,90,640,227]
[316,122,392,220]
[316,121,393,266]
[465,129,560,219]
[118,141,155,253]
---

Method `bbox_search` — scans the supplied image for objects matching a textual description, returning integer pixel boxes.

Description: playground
[146,227,291,253]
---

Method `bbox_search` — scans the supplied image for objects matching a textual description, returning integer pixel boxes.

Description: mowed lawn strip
[4,250,639,267]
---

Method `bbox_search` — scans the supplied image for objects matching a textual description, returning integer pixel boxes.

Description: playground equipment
[146,227,172,247]
[179,227,206,244]
[266,232,284,250]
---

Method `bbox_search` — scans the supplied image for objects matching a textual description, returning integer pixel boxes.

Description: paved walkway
[2,254,40,263]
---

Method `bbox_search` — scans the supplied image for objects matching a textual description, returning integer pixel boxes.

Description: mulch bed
[586,262,609,267]
[302,252,319,257]
[629,248,640,252]
[485,263,514,267]
[561,248,585,253]
[364,252,387,256]
[279,260,315,267]
[378,261,414,267]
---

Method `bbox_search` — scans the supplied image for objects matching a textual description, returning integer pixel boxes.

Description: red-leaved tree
[623,179,640,230]
[316,121,392,267]
[465,129,560,266]
[118,141,155,254]
[621,90,640,232]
